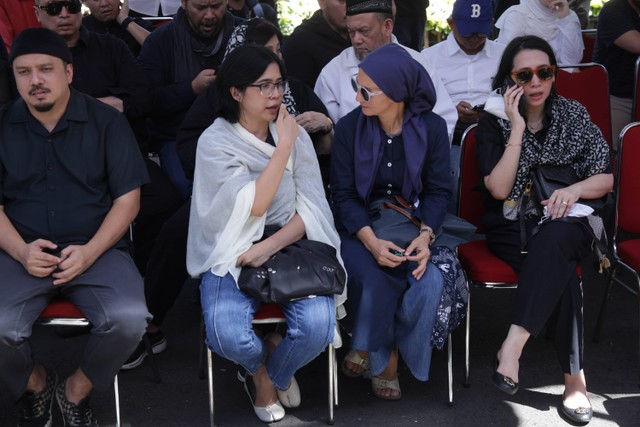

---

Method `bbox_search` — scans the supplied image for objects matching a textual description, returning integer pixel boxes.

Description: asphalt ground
[2,266,640,427]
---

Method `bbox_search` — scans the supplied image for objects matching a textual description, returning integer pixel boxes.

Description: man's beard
[34,103,54,112]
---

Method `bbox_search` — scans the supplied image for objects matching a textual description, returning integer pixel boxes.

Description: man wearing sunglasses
[82,0,154,56]
[315,0,456,142]
[0,28,150,427]
[35,0,149,120]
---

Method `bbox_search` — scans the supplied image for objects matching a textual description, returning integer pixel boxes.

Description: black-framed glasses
[511,65,556,85]
[37,0,82,16]
[247,79,288,98]
[350,75,382,102]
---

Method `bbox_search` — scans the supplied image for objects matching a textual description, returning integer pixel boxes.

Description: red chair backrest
[556,64,612,147]
[457,124,486,233]
[616,122,640,234]
[39,299,86,319]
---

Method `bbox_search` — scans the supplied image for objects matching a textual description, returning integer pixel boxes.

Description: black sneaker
[120,331,167,370]
[55,381,99,427]
[16,367,57,427]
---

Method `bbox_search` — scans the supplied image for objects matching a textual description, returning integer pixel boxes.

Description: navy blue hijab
[355,43,437,204]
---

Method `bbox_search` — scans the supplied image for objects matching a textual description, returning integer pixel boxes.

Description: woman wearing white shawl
[187,45,344,423]
[496,0,584,66]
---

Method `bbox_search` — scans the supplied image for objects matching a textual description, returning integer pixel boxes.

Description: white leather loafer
[277,376,301,408]
[244,375,285,423]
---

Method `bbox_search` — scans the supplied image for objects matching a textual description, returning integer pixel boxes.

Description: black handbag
[370,195,420,248]
[237,239,346,303]
[530,164,606,211]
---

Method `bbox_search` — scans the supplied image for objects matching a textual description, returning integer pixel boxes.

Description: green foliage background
[277,0,610,37]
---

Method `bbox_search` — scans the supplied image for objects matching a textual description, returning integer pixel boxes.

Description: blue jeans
[200,271,335,390]
[368,263,445,381]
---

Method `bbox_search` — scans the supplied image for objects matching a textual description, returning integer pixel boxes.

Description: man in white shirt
[315,0,457,141]
[422,0,505,146]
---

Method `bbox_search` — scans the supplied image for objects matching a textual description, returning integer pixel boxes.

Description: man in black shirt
[82,0,154,56]
[281,0,350,88]
[37,0,183,279]
[36,0,149,124]
[0,28,150,427]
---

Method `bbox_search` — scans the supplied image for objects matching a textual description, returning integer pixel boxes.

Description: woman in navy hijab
[330,43,454,399]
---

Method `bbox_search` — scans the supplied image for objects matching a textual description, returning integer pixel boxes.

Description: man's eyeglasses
[350,76,383,102]
[511,65,556,85]
[37,0,82,16]
[247,79,288,98]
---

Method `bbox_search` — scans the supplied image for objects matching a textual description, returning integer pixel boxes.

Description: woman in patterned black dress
[475,36,612,424]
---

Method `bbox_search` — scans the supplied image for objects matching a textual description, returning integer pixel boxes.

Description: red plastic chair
[456,125,519,387]
[37,298,122,427]
[556,63,612,148]
[204,303,338,426]
[593,122,640,383]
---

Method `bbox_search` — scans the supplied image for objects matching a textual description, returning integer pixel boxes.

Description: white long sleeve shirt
[421,34,506,109]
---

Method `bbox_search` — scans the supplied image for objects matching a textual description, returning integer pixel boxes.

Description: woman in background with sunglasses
[331,43,457,400]
[476,36,612,424]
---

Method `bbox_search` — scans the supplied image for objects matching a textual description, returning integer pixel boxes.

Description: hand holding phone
[500,76,527,116]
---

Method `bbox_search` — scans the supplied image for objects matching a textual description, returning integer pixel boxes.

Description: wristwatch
[120,17,133,29]
[420,227,436,245]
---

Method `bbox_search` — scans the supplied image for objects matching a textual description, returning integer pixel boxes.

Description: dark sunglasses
[37,0,82,16]
[350,75,382,102]
[511,65,556,85]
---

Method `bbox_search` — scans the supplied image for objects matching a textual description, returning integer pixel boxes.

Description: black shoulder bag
[238,233,346,303]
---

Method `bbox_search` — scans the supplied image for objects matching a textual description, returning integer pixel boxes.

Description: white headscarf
[496,0,560,40]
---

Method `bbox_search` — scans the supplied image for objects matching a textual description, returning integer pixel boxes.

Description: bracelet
[504,143,522,148]
[120,17,133,29]
[419,227,436,245]
[325,115,334,133]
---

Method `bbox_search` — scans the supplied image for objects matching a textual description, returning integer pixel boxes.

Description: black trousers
[133,158,183,274]
[487,219,591,375]
[144,201,190,327]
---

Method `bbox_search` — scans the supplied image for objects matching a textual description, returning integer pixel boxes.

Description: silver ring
[561,201,568,205]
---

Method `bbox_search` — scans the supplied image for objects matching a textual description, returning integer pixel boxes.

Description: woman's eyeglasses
[38,0,82,16]
[351,76,383,102]
[247,80,288,98]
[511,65,556,85]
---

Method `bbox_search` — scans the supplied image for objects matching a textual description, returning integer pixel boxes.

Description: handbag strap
[382,200,421,228]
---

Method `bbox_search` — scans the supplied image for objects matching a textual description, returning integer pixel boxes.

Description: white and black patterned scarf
[499,94,610,221]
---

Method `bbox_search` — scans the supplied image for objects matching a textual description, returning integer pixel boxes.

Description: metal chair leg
[113,375,121,427]
[447,333,454,407]
[593,265,616,343]
[207,348,215,427]
[328,343,335,425]
[464,292,470,387]
[198,318,207,379]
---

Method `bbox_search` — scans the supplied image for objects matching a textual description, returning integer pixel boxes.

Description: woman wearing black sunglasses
[331,43,464,400]
[476,35,612,424]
